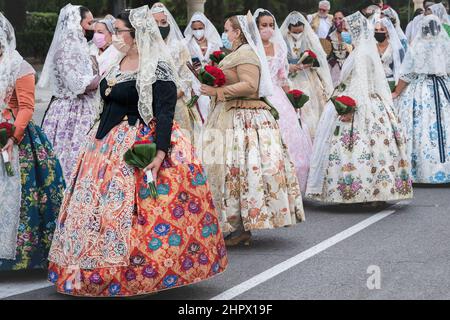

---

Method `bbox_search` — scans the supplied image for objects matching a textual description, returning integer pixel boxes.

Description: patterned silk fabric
[0,122,65,270]
[48,120,228,297]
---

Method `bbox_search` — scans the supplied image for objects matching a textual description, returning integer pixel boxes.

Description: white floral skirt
[307,95,413,203]
[396,75,450,184]
[202,105,305,233]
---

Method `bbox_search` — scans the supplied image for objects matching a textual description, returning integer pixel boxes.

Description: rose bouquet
[331,95,358,150]
[299,50,320,67]
[124,140,158,199]
[0,122,15,177]
[186,64,226,108]
[209,50,227,66]
[286,90,310,109]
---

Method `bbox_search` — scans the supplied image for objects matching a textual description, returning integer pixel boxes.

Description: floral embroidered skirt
[396,75,450,184]
[307,96,413,203]
[42,95,97,182]
[47,120,228,297]
[202,106,305,234]
[0,121,65,271]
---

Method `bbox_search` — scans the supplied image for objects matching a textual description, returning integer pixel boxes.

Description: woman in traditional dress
[0,13,65,271]
[253,8,312,193]
[39,4,100,182]
[150,2,202,144]
[327,10,353,87]
[430,3,450,36]
[382,7,409,49]
[280,12,334,140]
[91,15,124,76]
[393,15,450,184]
[405,8,424,43]
[47,6,227,297]
[200,13,305,246]
[184,12,222,122]
[306,8,413,205]
[374,17,406,88]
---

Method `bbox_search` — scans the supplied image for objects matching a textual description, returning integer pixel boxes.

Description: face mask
[85,29,94,42]
[341,31,352,44]
[159,25,171,40]
[334,20,343,30]
[290,32,302,41]
[193,29,205,40]
[374,32,387,43]
[260,27,274,41]
[112,34,131,54]
[222,32,232,50]
[93,33,107,49]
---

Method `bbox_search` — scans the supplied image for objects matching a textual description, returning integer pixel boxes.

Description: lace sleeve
[400,73,417,83]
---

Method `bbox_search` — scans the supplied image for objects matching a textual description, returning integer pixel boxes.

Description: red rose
[134,140,152,146]
[0,122,15,138]
[335,96,356,107]
[213,51,223,59]
[205,65,226,87]
[288,90,304,99]
[305,50,317,59]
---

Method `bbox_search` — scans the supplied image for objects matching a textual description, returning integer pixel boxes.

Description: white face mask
[193,29,205,40]
[290,32,302,41]
[112,34,131,54]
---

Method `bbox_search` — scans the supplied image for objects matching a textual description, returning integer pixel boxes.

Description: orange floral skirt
[48,120,228,297]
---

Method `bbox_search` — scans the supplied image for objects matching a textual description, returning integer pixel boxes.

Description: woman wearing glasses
[38,4,100,182]
[47,6,228,297]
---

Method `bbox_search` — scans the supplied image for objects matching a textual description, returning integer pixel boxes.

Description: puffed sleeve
[153,80,177,153]
[12,74,35,144]
[216,63,260,101]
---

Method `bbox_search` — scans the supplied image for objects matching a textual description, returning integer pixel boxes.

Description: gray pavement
[2,185,450,300]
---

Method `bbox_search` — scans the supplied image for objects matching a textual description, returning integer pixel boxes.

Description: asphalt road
[1,88,449,300]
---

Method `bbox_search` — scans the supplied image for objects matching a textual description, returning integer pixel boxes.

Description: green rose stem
[0,129,14,177]
[187,95,199,108]
[186,61,217,109]
[334,124,341,136]
[287,93,309,128]
[349,114,355,151]
[144,169,158,199]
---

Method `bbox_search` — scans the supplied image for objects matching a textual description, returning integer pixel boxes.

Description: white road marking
[0,202,411,300]
[0,280,52,299]
[211,203,410,300]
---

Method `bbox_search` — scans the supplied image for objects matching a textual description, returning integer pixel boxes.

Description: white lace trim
[0,144,21,260]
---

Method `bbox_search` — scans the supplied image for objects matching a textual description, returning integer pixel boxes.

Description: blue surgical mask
[221,32,232,50]
[341,31,352,44]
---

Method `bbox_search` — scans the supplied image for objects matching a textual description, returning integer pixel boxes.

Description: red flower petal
[335,96,357,107]
[305,50,317,59]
